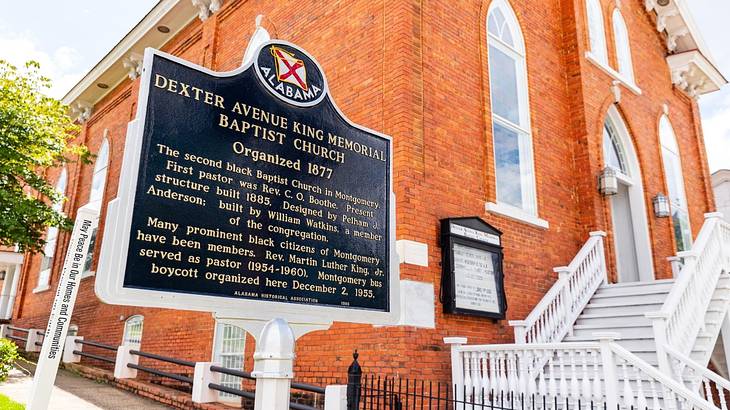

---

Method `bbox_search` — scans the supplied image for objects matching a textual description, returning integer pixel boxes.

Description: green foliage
[0,60,89,253]
[0,338,19,382]
[0,393,25,409]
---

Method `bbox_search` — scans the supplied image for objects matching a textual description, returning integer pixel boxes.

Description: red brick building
[4,0,727,401]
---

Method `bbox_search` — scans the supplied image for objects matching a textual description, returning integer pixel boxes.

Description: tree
[0,60,89,253]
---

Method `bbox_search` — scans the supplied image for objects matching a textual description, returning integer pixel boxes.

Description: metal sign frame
[96,41,400,326]
[440,217,506,319]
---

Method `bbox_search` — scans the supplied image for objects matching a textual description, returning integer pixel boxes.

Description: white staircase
[447,213,730,409]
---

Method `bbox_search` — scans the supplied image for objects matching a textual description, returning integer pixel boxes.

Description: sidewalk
[0,360,172,409]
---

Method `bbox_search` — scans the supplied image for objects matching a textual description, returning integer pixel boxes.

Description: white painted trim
[485,201,549,229]
[0,252,24,265]
[585,52,642,95]
[605,106,655,282]
[62,0,199,111]
[95,45,401,326]
[395,240,428,267]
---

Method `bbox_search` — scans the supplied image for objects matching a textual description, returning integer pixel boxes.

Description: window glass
[586,0,608,63]
[489,45,520,124]
[603,120,628,174]
[214,323,246,400]
[487,0,536,215]
[659,117,692,251]
[38,169,67,289]
[613,10,635,83]
[83,138,109,275]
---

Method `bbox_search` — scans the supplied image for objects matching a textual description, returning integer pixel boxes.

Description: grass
[0,393,24,409]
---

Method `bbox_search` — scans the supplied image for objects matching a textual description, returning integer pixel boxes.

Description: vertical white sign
[27,204,99,410]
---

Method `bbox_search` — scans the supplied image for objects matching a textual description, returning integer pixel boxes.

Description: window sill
[485,202,549,229]
[82,271,96,279]
[585,52,642,95]
[32,285,50,294]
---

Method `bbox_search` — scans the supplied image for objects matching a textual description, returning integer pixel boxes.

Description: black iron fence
[3,325,326,410]
[344,352,614,410]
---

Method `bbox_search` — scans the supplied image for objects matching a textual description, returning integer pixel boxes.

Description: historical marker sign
[97,41,399,325]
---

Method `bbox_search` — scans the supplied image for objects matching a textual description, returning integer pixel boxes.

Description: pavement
[0,360,172,409]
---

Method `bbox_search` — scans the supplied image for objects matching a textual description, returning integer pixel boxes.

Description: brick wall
[12,0,716,386]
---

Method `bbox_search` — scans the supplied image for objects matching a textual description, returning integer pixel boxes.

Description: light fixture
[157,25,170,33]
[598,167,618,196]
[97,83,109,89]
[657,0,671,6]
[653,193,671,218]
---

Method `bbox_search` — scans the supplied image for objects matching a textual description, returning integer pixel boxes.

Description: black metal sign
[440,217,506,319]
[118,41,392,313]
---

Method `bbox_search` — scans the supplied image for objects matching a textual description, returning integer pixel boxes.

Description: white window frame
[212,322,247,402]
[35,168,68,293]
[82,136,110,278]
[612,9,635,85]
[659,115,692,251]
[122,315,144,348]
[485,0,541,225]
[586,0,608,64]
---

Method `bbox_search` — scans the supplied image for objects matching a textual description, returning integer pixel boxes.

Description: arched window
[586,0,608,64]
[603,120,628,175]
[659,116,692,251]
[36,168,67,292]
[89,138,109,204]
[487,0,537,215]
[122,315,144,348]
[612,10,634,83]
[83,137,109,275]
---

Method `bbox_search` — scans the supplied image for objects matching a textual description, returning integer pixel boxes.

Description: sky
[0,1,728,172]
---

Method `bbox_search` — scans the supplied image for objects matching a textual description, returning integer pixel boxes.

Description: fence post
[252,318,295,410]
[554,266,573,337]
[646,312,673,378]
[192,361,220,404]
[62,336,82,364]
[346,351,362,410]
[325,385,348,410]
[0,324,8,339]
[114,345,139,379]
[509,320,527,344]
[589,231,608,284]
[444,337,467,409]
[666,256,683,278]
[25,329,43,353]
[596,332,620,410]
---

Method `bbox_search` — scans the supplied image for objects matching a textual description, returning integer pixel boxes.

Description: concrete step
[594,279,675,294]
[581,301,663,317]
[575,312,652,327]
[588,291,669,305]
[572,324,653,339]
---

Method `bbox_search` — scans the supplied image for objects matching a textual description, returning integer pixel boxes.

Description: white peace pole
[27,204,99,410]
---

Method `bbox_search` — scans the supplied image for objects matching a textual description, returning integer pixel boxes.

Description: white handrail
[666,345,730,397]
[445,336,720,409]
[608,343,718,410]
[648,214,730,374]
[509,232,607,344]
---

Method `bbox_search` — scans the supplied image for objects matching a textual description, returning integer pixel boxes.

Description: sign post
[28,204,99,409]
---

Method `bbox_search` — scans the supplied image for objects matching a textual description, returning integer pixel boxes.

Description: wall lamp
[598,167,618,196]
[653,193,671,218]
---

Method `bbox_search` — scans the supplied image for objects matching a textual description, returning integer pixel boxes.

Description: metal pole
[27,204,99,410]
[346,350,362,410]
[252,318,296,410]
